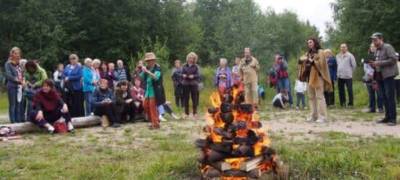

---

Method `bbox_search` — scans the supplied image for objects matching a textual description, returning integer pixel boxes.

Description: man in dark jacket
[370,32,399,126]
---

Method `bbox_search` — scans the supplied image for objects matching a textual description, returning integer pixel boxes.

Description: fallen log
[2,116,101,134]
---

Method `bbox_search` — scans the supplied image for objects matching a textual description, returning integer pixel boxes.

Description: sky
[254,0,336,38]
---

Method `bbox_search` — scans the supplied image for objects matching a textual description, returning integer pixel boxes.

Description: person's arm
[82,68,93,85]
[33,68,48,88]
[375,46,397,67]
[252,58,260,71]
[214,68,219,86]
[350,54,357,70]
[4,62,20,83]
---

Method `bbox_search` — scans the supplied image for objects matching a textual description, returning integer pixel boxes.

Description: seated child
[30,79,74,133]
[114,80,134,122]
[158,102,180,121]
[93,79,120,128]
[130,78,145,119]
[272,90,289,109]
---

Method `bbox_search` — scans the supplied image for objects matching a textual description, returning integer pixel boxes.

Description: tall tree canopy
[0,0,319,70]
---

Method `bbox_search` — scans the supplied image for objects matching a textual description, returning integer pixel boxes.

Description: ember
[196,85,287,179]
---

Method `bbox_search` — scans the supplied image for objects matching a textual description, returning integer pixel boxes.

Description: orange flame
[210,91,222,108]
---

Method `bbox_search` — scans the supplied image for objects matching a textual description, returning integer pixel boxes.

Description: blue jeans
[366,84,383,112]
[378,77,396,122]
[7,87,25,123]
[84,91,94,116]
[296,92,306,108]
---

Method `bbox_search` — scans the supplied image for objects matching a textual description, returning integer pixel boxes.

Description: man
[336,43,357,107]
[239,47,260,107]
[370,32,398,126]
[114,59,130,82]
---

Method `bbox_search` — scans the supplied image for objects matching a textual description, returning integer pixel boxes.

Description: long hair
[307,37,322,52]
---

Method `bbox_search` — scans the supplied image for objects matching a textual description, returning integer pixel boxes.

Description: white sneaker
[159,115,168,122]
[315,119,326,123]
[171,113,180,120]
[67,122,74,131]
[44,123,55,133]
[306,117,316,122]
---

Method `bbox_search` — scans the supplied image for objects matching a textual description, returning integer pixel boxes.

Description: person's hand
[189,75,194,79]
[125,99,133,104]
[36,111,44,121]
[142,66,148,73]
[61,104,69,113]
[182,74,187,78]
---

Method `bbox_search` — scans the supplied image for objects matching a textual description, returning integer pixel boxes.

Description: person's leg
[191,85,199,115]
[251,82,258,107]
[163,104,173,115]
[383,77,396,123]
[330,80,335,105]
[287,80,293,106]
[147,98,159,128]
[296,92,301,108]
[396,79,400,104]
[301,93,306,108]
[7,87,17,123]
[378,80,389,120]
[367,85,376,112]
[316,78,328,121]
[77,90,85,117]
[308,86,318,121]
[338,78,345,107]
[84,92,91,116]
[347,79,354,106]
[377,87,384,111]
[182,85,190,115]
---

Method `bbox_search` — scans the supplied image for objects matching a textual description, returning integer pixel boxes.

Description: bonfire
[196,85,287,179]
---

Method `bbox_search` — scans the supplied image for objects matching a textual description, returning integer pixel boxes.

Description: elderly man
[239,47,260,107]
[336,43,357,107]
[370,33,398,126]
[114,59,130,82]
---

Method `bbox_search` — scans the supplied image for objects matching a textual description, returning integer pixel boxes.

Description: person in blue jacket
[63,54,84,117]
[82,58,99,116]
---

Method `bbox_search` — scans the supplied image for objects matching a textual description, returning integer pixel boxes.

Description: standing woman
[182,52,200,119]
[214,58,232,95]
[63,54,84,117]
[82,58,98,116]
[300,38,332,123]
[324,49,337,106]
[4,47,25,123]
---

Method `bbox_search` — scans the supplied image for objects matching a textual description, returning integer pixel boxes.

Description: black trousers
[174,84,184,108]
[395,79,400,104]
[115,103,134,122]
[65,90,84,117]
[183,84,199,115]
[94,104,119,124]
[338,78,353,106]
[29,107,72,128]
[324,80,335,106]
[378,77,397,122]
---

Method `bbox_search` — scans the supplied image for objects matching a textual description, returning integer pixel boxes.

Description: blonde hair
[186,52,198,63]
[9,47,21,58]
[219,58,228,66]
[84,58,93,65]
[324,49,333,56]
[92,59,101,65]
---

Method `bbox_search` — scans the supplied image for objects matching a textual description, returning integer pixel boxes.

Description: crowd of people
[3,32,399,133]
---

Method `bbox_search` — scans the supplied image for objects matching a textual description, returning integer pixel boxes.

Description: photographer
[362,43,383,113]
[370,33,398,126]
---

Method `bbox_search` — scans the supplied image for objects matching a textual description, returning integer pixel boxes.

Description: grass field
[0,63,396,179]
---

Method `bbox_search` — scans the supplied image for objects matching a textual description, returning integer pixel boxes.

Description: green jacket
[25,66,48,88]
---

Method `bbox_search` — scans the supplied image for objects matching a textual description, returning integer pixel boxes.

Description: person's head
[324,49,333,58]
[234,57,241,65]
[174,59,181,68]
[137,60,144,67]
[117,60,124,68]
[9,47,22,62]
[369,43,377,53]
[108,62,115,71]
[84,58,93,67]
[25,60,38,74]
[57,63,64,71]
[69,54,79,65]
[100,62,108,71]
[186,52,198,65]
[134,78,141,87]
[340,43,348,53]
[371,32,384,48]
[99,79,108,89]
[117,80,129,91]
[144,52,157,68]
[42,79,55,93]
[219,58,228,68]
[275,54,283,63]
[92,59,101,69]
[244,48,251,58]
[307,37,321,50]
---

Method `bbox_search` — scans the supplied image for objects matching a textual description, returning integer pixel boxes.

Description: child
[294,79,307,110]
[272,90,289,109]
[131,78,145,120]
[53,63,64,93]
[158,102,180,121]
[93,79,120,128]
[115,80,134,122]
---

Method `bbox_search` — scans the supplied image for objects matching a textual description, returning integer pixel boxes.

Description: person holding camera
[239,47,260,107]
[362,43,383,113]
[370,33,398,126]
[299,38,332,123]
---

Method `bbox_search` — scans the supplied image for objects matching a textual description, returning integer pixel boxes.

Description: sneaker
[306,117,316,122]
[111,123,121,128]
[315,119,326,123]
[45,123,55,134]
[171,113,180,120]
[159,115,168,122]
[378,109,384,113]
[295,106,299,110]
[377,118,389,124]
[67,122,74,132]
[387,122,397,126]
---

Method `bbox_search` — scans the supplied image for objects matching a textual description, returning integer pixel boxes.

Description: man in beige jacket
[239,47,260,106]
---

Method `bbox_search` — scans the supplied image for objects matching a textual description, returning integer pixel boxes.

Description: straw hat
[144,52,157,61]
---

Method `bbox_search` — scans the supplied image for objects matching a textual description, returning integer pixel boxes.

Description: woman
[4,47,25,123]
[231,57,241,86]
[92,59,101,80]
[93,79,120,128]
[82,58,98,116]
[214,58,232,95]
[63,54,84,117]
[99,61,114,89]
[114,80,134,122]
[182,52,200,119]
[324,49,337,106]
[171,60,183,108]
[24,60,48,114]
[30,79,74,133]
[300,38,332,123]
[140,52,164,129]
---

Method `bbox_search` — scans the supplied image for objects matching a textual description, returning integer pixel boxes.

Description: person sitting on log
[93,78,120,128]
[130,78,145,120]
[114,80,134,123]
[29,79,74,133]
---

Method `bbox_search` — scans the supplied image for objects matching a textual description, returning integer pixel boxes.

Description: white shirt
[294,80,307,93]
